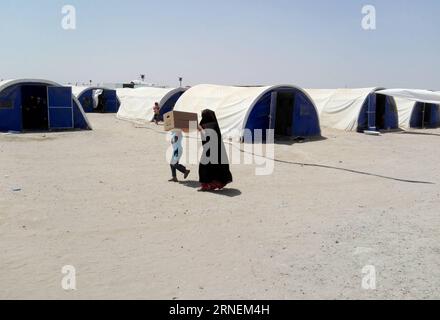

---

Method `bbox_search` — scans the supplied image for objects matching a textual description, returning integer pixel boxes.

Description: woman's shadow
[179,181,242,198]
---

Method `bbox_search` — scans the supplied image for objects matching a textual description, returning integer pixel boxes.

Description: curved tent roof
[0,79,92,130]
[116,87,186,122]
[304,88,384,131]
[174,84,319,139]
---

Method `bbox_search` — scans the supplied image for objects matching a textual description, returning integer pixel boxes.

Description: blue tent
[0,79,91,132]
[73,87,120,113]
[244,86,321,139]
[410,102,440,128]
[357,92,399,132]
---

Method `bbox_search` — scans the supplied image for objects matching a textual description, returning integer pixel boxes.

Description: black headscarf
[200,109,219,129]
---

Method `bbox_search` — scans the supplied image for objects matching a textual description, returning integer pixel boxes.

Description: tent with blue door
[375,89,440,130]
[116,87,186,123]
[0,79,91,132]
[72,86,120,113]
[173,84,321,141]
[304,88,399,132]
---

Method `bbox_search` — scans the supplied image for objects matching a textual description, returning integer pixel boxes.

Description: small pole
[179,77,183,87]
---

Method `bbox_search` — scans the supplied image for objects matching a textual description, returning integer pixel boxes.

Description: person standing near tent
[152,102,161,125]
[169,130,191,183]
[198,109,233,191]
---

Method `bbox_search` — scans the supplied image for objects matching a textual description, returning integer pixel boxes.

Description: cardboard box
[164,111,198,131]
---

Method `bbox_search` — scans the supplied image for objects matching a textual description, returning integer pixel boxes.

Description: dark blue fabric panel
[0,84,22,132]
[78,90,94,113]
[384,96,399,130]
[430,104,440,127]
[411,103,440,128]
[103,89,119,113]
[48,87,73,129]
[245,89,320,141]
[292,92,321,137]
[367,94,377,130]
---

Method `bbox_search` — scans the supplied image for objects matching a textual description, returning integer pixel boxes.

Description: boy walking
[169,130,190,182]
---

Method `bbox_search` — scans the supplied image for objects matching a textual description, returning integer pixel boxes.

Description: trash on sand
[12,188,22,192]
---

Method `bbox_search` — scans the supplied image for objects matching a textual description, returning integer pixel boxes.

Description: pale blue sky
[0,0,439,89]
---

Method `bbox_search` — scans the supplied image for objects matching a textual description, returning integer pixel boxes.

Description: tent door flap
[47,87,74,129]
[367,94,377,131]
[104,89,118,112]
[269,92,277,130]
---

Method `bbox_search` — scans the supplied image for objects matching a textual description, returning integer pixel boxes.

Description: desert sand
[1,114,439,300]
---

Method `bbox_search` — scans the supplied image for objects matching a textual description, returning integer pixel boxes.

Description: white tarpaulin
[116,87,186,122]
[71,86,88,97]
[92,89,104,109]
[304,88,378,131]
[393,98,416,130]
[173,84,311,140]
[376,89,440,105]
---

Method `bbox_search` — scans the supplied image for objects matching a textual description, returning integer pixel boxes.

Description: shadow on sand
[179,181,242,198]
[400,131,440,137]
[273,135,328,146]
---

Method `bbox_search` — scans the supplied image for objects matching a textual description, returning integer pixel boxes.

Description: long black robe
[199,110,233,185]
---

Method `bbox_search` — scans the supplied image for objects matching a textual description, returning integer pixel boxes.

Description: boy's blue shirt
[171,131,183,164]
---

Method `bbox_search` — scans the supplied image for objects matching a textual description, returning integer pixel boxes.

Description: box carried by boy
[163,111,198,132]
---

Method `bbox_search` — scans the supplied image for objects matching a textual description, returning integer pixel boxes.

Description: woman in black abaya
[198,109,233,191]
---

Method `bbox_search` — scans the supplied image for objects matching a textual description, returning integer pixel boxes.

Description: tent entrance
[361,93,397,132]
[422,104,432,127]
[375,94,386,129]
[21,85,49,131]
[93,89,105,113]
[274,92,295,136]
[89,89,118,113]
[411,103,440,128]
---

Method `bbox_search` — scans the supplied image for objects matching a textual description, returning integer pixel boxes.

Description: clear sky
[0,0,439,89]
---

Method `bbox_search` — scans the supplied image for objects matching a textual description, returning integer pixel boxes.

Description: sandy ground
[1,114,440,300]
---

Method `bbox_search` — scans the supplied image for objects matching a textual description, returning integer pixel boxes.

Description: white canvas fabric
[116,87,185,122]
[376,89,440,130]
[173,84,311,140]
[71,86,89,97]
[304,88,378,131]
[376,89,440,105]
[393,98,416,130]
[92,89,104,109]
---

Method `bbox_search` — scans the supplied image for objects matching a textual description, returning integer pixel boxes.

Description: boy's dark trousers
[171,163,187,178]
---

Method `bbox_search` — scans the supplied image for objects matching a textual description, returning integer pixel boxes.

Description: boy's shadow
[179,181,242,198]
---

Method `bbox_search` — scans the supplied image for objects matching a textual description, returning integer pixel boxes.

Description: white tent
[116,87,186,122]
[304,88,398,132]
[376,89,440,130]
[173,84,321,140]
